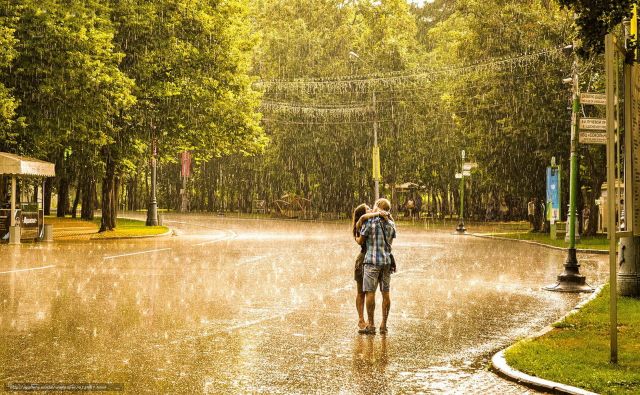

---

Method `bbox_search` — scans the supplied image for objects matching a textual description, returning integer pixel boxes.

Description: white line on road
[103,248,172,260]
[194,230,238,246]
[0,265,56,275]
[235,255,269,266]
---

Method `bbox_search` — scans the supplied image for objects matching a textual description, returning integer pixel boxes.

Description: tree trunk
[81,172,95,220]
[44,178,52,215]
[57,176,70,217]
[100,148,116,232]
[71,181,81,219]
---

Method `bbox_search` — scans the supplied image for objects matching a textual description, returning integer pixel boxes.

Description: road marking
[235,255,269,266]
[103,248,172,260]
[0,265,56,275]
[194,230,238,246]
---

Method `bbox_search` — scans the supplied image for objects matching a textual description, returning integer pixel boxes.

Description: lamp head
[562,44,574,56]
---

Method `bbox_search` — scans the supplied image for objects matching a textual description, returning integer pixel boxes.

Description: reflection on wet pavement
[0,215,607,393]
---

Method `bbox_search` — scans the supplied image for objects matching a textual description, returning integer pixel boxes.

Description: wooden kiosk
[0,152,55,244]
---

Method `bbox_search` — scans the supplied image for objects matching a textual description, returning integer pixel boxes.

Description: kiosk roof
[0,152,55,177]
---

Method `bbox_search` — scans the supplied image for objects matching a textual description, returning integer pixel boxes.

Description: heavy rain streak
[0,0,617,394]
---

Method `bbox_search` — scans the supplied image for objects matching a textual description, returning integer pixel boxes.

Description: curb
[471,233,607,255]
[491,285,605,395]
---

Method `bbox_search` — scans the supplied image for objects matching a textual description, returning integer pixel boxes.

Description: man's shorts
[363,263,390,293]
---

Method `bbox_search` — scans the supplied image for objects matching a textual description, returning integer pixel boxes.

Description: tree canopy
[0,0,609,229]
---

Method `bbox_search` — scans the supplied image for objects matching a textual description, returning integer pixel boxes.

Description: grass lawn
[505,285,640,394]
[488,231,608,251]
[90,217,168,239]
[46,216,168,239]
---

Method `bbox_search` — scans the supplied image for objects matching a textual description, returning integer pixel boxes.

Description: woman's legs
[356,280,366,329]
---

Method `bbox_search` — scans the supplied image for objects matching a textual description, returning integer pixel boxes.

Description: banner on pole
[372,146,381,181]
[181,151,191,178]
[546,166,561,223]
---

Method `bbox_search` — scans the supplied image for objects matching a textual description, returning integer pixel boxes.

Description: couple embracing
[352,198,397,335]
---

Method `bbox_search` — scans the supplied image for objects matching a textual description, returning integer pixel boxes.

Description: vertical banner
[546,166,561,223]
[181,151,191,178]
[372,146,381,181]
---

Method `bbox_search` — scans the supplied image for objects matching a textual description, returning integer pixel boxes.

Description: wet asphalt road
[0,215,608,394]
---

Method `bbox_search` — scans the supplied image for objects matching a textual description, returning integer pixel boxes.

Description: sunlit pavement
[0,215,608,393]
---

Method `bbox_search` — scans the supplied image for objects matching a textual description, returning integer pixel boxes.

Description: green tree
[3,0,134,218]
[558,0,636,57]
[0,12,19,151]
[103,0,264,229]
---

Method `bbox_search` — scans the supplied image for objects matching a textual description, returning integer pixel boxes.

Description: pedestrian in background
[527,198,535,230]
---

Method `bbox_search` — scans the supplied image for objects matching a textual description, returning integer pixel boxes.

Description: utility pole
[545,44,592,293]
[349,51,381,201]
[373,90,380,201]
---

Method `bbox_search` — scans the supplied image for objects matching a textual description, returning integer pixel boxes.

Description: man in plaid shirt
[356,198,396,335]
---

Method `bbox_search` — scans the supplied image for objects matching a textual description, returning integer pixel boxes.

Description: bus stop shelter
[0,152,55,244]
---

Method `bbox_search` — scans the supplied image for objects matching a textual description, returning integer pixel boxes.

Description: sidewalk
[473,230,608,254]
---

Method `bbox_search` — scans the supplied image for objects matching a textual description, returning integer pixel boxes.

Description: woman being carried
[351,203,392,331]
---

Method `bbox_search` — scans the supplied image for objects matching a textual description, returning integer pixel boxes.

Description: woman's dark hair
[352,203,368,238]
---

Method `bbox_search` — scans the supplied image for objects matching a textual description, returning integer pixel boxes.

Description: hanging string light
[254,46,565,95]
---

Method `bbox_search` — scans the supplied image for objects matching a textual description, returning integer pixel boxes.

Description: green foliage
[0,12,19,150]
[0,0,611,221]
[558,0,636,57]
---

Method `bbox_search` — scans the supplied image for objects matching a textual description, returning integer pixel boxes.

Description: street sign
[580,118,607,130]
[462,162,478,171]
[462,170,471,177]
[579,131,607,144]
[455,173,462,179]
[580,93,607,106]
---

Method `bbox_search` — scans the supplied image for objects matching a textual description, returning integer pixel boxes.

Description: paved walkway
[46,216,99,240]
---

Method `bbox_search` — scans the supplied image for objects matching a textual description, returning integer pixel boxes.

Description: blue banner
[546,166,561,223]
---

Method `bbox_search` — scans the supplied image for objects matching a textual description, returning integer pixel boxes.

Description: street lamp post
[545,45,592,293]
[349,51,380,201]
[456,150,466,234]
[146,134,159,227]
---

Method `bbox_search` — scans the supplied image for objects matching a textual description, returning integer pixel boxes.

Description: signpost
[545,43,592,294]
[580,93,607,105]
[579,118,607,130]
[579,132,607,145]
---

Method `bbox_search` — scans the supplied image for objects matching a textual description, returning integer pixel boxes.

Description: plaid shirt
[361,217,396,266]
